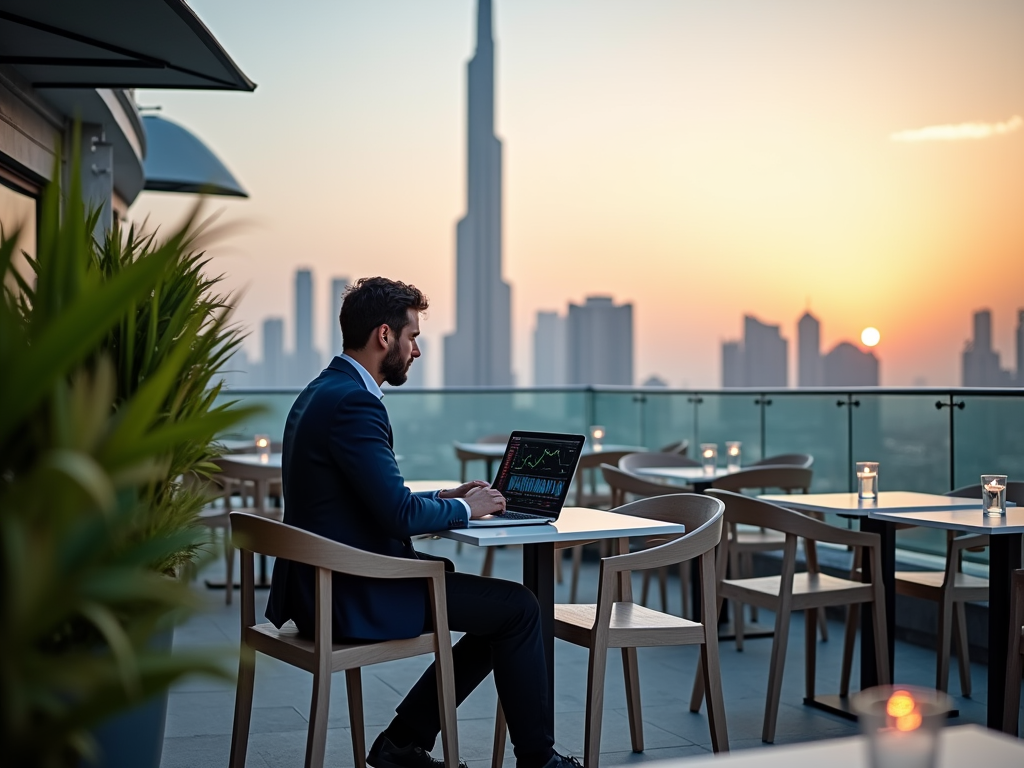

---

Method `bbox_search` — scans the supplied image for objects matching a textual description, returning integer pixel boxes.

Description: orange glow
[886,690,922,732]
[894,712,923,732]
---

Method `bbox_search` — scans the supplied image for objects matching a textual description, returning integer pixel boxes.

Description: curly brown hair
[339,276,429,351]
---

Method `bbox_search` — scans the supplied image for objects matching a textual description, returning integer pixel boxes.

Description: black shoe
[367,733,468,768]
[538,751,582,768]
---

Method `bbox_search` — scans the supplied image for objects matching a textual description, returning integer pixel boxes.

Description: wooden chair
[619,452,701,474]
[689,490,889,743]
[658,440,689,455]
[228,512,460,768]
[454,433,508,483]
[575,449,637,507]
[748,453,814,469]
[1004,568,1024,736]
[493,494,729,768]
[839,481,1024,697]
[200,458,283,605]
[709,466,821,648]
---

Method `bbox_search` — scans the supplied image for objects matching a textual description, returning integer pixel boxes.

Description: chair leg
[680,562,691,619]
[701,632,730,751]
[305,660,332,768]
[870,585,891,686]
[743,553,759,623]
[481,547,495,578]
[346,669,366,768]
[658,568,669,613]
[228,642,256,768]
[435,645,461,768]
[570,545,583,603]
[584,642,610,768]
[640,570,651,606]
[804,608,818,702]
[936,592,954,693]
[492,700,507,768]
[952,602,972,697]
[804,541,828,642]
[839,604,859,698]
[621,647,644,753]
[762,594,793,743]
[225,532,235,606]
[733,589,746,653]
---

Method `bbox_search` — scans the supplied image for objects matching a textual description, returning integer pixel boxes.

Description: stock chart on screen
[493,433,583,514]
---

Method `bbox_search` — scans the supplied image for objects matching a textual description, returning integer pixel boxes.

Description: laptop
[468,431,586,527]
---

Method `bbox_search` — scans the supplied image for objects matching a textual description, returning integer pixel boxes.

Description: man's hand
[438,480,489,499]
[464,485,507,519]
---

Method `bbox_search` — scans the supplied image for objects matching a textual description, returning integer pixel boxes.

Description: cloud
[890,115,1022,142]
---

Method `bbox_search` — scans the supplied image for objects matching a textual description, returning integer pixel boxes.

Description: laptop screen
[491,431,586,516]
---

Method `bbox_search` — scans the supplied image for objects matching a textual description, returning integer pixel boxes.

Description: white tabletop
[433,506,687,547]
[649,725,1023,768]
[635,466,734,482]
[453,442,644,458]
[757,491,991,518]
[221,452,282,468]
[868,506,1024,535]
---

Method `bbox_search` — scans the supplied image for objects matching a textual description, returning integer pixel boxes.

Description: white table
[433,506,687,734]
[635,465,736,489]
[756,491,986,718]
[868,504,1024,730]
[651,724,1024,768]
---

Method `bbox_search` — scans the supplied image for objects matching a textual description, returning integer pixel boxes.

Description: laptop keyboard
[501,510,544,520]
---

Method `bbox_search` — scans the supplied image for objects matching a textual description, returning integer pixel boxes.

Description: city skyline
[132,0,1024,388]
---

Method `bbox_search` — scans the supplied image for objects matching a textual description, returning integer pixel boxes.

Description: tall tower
[444,0,512,386]
[294,269,317,383]
[330,276,350,360]
[797,311,822,387]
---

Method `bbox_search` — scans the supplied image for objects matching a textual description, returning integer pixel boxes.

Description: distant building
[293,269,320,384]
[329,277,349,361]
[797,311,822,387]
[533,311,567,386]
[262,318,285,387]
[642,375,668,387]
[745,315,788,387]
[1016,310,1024,387]
[721,341,744,388]
[823,342,879,386]
[962,309,1012,387]
[567,296,633,386]
[405,337,426,388]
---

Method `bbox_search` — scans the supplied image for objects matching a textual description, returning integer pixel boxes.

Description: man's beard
[381,341,412,386]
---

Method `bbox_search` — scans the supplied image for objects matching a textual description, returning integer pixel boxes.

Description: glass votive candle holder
[589,425,605,451]
[981,474,1008,517]
[725,441,742,472]
[857,461,879,500]
[700,443,718,476]
[852,685,952,768]
[254,433,271,461]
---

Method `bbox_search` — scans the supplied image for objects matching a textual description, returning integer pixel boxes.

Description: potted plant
[0,144,258,767]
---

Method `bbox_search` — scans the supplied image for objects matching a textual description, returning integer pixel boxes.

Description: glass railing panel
[591,390,645,448]
[952,394,1024,489]
[215,389,299,441]
[639,391,697,454]
[693,392,763,464]
[852,392,951,556]
[764,392,848,493]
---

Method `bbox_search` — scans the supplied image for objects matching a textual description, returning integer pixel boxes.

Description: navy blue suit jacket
[266,356,467,641]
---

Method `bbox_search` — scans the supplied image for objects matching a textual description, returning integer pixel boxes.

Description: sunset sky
[133,0,1024,388]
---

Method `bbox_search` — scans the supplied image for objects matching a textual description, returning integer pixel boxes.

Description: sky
[133,0,1024,388]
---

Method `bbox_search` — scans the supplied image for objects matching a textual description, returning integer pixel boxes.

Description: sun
[861,327,881,347]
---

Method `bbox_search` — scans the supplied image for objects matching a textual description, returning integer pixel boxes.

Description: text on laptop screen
[493,434,583,514]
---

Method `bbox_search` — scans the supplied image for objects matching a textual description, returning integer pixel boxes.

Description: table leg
[988,533,1022,730]
[859,517,896,688]
[523,541,556,735]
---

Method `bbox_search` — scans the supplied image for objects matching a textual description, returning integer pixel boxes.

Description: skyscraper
[444,0,512,387]
[294,269,318,384]
[797,311,822,387]
[743,315,788,387]
[962,309,1011,386]
[721,341,743,388]
[567,296,633,386]
[330,276,350,360]
[533,311,567,386]
[823,342,879,386]
[262,318,285,387]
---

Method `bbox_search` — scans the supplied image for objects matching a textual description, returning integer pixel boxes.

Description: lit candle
[255,434,271,462]
[726,441,742,472]
[589,425,605,451]
[700,443,718,476]
[852,685,950,768]
[856,461,879,500]
[982,474,1007,517]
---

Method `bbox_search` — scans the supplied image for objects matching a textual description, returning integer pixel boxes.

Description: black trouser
[394,570,554,766]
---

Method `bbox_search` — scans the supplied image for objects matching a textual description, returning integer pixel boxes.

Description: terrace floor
[163,539,1013,768]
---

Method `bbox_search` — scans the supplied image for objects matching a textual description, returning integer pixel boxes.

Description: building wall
[533,311,567,386]
[567,296,633,386]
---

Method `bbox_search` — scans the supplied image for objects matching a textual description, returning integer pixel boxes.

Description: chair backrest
[710,466,812,493]
[216,457,284,483]
[748,453,813,468]
[658,440,689,456]
[477,433,511,445]
[949,481,1024,505]
[230,512,441,581]
[707,489,877,550]
[601,464,680,502]
[619,452,700,472]
[606,493,726,564]
[577,449,636,471]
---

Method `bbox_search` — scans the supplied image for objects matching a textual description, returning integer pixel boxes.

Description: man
[267,277,576,768]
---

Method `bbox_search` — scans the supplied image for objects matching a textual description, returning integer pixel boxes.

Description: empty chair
[1005,568,1024,736]
[748,453,814,469]
[454,433,509,483]
[492,494,729,768]
[690,490,889,743]
[574,449,637,507]
[658,439,689,455]
[840,481,1024,697]
[710,466,822,648]
[228,512,460,768]
[619,452,701,474]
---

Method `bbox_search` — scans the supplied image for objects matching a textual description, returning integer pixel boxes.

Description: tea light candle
[255,434,271,461]
[726,441,742,472]
[700,443,718,476]
[981,474,1007,517]
[589,425,605,451]
[856,461,879,500]
[852,685,951,768]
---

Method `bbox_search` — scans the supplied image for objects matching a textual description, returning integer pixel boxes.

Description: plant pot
[80,628,173,768]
